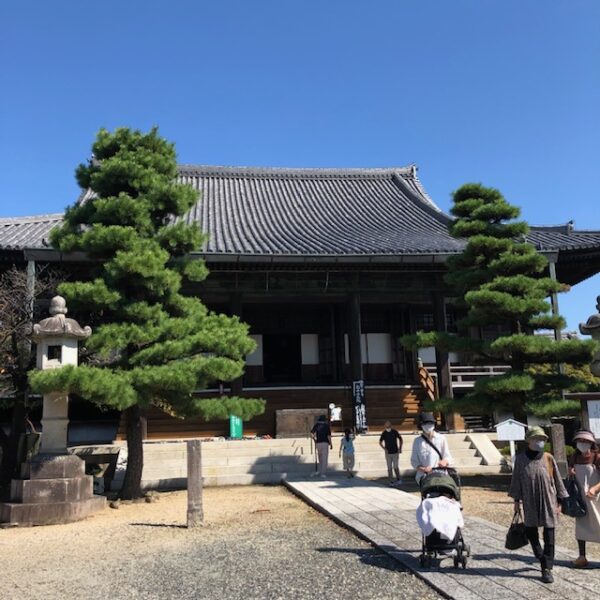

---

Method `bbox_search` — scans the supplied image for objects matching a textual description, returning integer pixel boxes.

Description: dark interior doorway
[263,334,301,383]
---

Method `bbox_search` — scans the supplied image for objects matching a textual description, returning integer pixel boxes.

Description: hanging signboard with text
[353,380,367,433]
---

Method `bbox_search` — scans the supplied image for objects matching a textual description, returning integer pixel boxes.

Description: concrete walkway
[284,477,600,600]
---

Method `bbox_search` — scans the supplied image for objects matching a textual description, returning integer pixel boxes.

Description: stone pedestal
[0,454,105,526]
[40,392,69,454]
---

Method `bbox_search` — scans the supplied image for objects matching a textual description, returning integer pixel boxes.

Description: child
[339,428,355,478]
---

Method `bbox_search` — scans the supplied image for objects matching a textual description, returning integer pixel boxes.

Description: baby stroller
[417,469,470,569]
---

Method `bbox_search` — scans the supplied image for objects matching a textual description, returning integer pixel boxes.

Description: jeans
[525,526,555,570]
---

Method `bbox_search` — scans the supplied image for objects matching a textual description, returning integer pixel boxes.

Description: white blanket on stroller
[416,497,464,542]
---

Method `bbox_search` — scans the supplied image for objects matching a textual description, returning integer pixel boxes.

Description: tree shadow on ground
[458,474,512,492]
[316,546,410,573]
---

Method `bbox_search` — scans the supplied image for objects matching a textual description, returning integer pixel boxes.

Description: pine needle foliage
[28,127,263,497]
[402,183,597,417]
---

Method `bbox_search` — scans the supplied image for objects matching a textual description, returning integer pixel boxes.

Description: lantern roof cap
[32,295,91,341]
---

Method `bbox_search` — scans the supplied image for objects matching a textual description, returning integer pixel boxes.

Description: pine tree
[402,183,597,419]
[29,127,264,499]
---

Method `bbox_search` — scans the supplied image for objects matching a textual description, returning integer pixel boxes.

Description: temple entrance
[263,334,302,383]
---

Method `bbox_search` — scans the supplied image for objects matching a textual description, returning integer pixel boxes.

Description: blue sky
[1,1,599,329]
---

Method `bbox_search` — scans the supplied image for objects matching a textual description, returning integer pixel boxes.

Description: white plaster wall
[344,333,392,364]
[246,334,263,366]
[365,333,392,364]
[301,334,319,365]
[418,347,460,363]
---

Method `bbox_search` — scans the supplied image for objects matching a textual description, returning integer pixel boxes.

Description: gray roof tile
[2,166,600,258]
[0,214,62,250]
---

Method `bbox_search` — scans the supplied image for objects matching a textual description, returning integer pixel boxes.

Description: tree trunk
[119,405,145,500]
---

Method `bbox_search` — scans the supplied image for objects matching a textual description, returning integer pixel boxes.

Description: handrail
[420,363,510,388]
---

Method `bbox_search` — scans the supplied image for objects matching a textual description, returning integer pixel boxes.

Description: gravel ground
[0,486,440,600]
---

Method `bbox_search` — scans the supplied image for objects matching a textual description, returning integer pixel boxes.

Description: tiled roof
[527,224,600,252]
[177,165,462,256]
[0,214,62,250]
[1,166,600,259]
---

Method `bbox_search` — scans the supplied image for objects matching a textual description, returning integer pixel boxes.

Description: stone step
[0,496,106,526]
[11,476,93,504]
[20,454,85,480]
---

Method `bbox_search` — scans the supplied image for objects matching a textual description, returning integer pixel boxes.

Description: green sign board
[229,415,243,439]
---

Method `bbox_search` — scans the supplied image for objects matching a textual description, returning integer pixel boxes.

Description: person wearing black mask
[509,426,568,583]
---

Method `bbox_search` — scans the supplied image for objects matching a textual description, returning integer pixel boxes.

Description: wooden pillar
[432,292,452,400]
[186,439,203,527]
[432,292,462,431]
[548,257,566,378]
[329,304,338,382]
[229,293,243,395]
[348,293,363,382]
[548,258,561,342]
[334,304,346,383]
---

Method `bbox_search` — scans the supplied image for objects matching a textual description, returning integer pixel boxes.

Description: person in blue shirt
[339,428,356,478]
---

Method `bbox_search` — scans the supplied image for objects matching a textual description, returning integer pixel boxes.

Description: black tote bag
[505,510,529,550]
[561,477,587,518]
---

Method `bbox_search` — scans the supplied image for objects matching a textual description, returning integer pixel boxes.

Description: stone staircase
[107,433,502,490]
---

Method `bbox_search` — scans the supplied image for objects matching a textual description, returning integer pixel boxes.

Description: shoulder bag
[561,477,587,518]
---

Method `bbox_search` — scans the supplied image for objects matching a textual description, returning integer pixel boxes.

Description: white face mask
[385,427,391,432]
[529,439,545,452]
[422,423,435,434]
[577,442,592,453]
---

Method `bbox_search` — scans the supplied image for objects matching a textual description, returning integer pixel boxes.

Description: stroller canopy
[421,471,460,501]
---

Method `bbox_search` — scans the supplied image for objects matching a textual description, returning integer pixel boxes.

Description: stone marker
[187,439,203,527]
[550,423,568,478]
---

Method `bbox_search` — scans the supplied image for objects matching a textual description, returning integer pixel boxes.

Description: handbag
[505,510,529,550]
[561,477,587,518]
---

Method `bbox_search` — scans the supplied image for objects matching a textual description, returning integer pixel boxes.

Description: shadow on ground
[317,546,411,573]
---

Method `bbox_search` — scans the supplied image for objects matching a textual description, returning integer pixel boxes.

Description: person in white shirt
[411,412,453,484]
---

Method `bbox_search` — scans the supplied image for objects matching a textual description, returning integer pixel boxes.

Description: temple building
[2,165,600,439]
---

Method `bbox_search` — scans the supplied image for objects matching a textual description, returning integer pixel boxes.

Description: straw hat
[525,426,548,440]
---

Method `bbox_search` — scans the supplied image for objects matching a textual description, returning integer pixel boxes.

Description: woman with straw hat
[508,426,568,584]
[568,429,600,568]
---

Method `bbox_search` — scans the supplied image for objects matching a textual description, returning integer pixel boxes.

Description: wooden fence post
[187,439,203,527]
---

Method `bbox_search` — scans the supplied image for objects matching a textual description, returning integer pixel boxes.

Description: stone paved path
[284,477,600,600]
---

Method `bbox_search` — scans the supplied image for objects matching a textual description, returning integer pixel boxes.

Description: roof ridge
[177,164,414,178]
[0,213,64,224]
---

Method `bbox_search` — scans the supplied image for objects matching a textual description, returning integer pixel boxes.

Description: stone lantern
[580,295,600,377]
[32,295,92,453]
[0,296,105,526]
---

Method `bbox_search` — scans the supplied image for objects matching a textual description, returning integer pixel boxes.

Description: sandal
[572,556,588,568]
